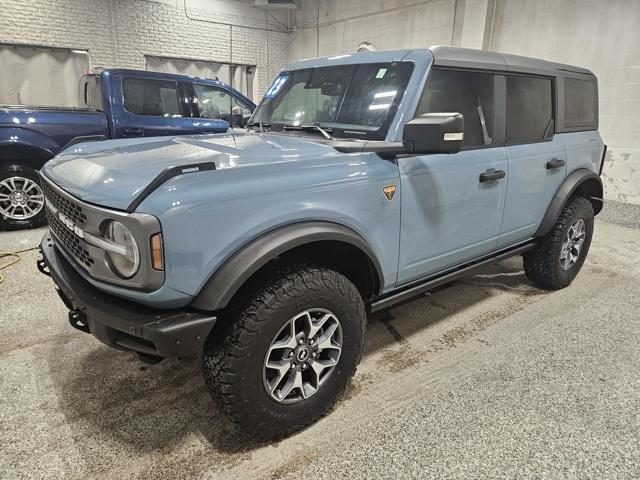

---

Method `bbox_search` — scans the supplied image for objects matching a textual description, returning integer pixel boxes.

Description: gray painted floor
[1,218,639,479]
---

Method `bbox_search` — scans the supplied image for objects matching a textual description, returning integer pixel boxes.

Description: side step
[369,242,535,313]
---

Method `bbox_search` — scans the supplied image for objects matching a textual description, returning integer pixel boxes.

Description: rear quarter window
[564,78,597,129]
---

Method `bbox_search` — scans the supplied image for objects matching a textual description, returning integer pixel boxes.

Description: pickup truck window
[192,84,252,124]
[416,69,494,147]
[123,78,182,117]
[252,62,413,140]
[506,75,553,144]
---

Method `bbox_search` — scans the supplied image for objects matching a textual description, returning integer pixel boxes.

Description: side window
[231,95,253,125]
[193,84,233,120]
[416,69,494,147]
[565,78,597,129]
[122,78,181,117]
[506,75,553,143]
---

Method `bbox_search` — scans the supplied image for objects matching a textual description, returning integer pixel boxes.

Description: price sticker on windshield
[265,74,289,99]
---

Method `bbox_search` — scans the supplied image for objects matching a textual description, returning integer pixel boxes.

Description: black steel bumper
[38,235,217,358]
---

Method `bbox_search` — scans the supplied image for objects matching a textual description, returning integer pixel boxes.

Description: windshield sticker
[264,74,288,99]
[375,68,387,79]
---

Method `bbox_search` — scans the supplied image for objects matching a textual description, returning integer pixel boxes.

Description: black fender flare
[191,221,385,311]
[535,168,603,237]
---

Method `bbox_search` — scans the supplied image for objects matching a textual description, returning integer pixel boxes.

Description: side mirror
[402,113,464,154]
[230,106,246,127]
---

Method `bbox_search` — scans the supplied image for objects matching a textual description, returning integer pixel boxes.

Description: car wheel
[202,265,366,440]
[524,196,594,290]
[0,164,47,231]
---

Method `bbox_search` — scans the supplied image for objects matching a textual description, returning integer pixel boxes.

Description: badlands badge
[383,185,396,201]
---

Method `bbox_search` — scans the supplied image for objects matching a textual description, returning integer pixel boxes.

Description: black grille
[41,180,87,226]
[42,181,94,269]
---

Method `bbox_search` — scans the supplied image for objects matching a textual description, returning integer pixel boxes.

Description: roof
[428,45,594,77]
[285,46,594,79]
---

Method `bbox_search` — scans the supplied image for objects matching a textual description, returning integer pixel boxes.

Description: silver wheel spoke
[263,308,342,404]
[0,176,44,220]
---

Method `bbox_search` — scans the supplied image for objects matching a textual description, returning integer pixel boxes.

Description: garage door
[145,55,254,100]
[0,44,90,107]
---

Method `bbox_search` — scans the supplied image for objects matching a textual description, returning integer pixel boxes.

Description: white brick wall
[0,0,289,99]
[289,0,457,62]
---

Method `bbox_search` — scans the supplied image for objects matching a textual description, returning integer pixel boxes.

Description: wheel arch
[0,141,55,170]
[535,168,603,237]
[191,221,385,312]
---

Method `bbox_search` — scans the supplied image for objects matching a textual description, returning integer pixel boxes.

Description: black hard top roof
[428,45,594,78]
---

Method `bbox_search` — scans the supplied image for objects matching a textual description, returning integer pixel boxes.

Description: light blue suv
[38,46,605,439]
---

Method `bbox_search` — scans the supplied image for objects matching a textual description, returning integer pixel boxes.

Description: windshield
[251,62,413,140]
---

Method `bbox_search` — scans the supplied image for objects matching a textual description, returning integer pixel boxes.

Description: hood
[41,132,344,210]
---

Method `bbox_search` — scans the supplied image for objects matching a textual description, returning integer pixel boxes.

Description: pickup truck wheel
[0,164,46,230]
[524,196,594,290]
[202,266,366,440]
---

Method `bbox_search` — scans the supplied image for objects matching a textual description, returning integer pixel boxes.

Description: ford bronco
[38,46,605,439]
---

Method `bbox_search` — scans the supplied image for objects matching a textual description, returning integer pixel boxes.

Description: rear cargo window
[564,78,597,129]
[123,78,181,117]
[506,75,553,144]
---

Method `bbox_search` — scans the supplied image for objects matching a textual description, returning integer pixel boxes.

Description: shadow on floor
[46,257,541,454]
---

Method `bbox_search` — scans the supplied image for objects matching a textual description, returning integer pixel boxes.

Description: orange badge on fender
[383,185,396,201]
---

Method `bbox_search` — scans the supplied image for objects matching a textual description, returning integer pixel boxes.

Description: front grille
[41,180,87,226]
[42,179,94,270]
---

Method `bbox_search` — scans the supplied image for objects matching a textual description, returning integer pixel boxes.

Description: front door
[397,68,507,285]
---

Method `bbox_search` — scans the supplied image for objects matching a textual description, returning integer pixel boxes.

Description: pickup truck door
[396,69,508,285]
[189,82,252,133]
[111,74,195,138]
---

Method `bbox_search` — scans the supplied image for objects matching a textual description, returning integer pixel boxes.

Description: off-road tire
[524,196,594,290]
[0,164,47,230]
[202,266,366,441]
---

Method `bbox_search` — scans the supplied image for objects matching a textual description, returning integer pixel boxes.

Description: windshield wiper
[282,124,334,140]
[245,122,271,132]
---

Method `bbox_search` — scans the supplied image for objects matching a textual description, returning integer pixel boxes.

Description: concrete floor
[1,218,639,479]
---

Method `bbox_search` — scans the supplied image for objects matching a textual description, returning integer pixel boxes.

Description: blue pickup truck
[0,69,255,230]
[38,46,604,440]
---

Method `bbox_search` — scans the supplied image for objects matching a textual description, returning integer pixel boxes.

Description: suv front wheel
[524,196,594,290]
[202,266,366,440]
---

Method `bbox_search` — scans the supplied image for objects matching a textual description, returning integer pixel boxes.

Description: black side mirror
[402,113,464,154]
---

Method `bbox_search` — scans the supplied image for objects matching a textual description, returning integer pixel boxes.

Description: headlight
[104,220,140,278]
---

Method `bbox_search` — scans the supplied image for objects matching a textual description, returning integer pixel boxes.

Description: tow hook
[69,309,90,333]
[36,258,51,277]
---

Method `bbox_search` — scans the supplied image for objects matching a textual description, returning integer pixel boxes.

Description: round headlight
[104,220,140,278]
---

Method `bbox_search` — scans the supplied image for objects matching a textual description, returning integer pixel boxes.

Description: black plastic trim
[39,234,216,358]
[535,168,603,237]
[126,162,216,213]
[370,241,535,312]
[192,221,385,311]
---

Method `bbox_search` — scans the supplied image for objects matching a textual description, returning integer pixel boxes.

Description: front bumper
[38,234,217,358]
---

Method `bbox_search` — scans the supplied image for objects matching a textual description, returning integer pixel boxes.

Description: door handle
[123,127,144,137]
[479,169,506,183]
[546,158,565,169]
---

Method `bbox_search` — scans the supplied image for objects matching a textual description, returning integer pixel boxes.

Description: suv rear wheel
[202,266,366,440]
[524,196,594,290]
[0,164,47,230]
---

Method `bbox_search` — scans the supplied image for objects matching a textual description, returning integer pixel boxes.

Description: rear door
[397,68,508,285]
[111,74,195,138]
[498,74,567,247]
